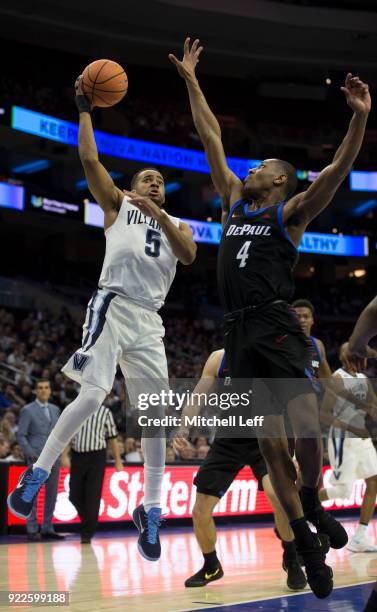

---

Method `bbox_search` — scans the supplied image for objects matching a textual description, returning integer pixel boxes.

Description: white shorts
[62,289,169,402]
[328,431,377,484]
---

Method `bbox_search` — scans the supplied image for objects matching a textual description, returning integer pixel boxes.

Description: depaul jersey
[217,200,299,313]
[99,196,180,311]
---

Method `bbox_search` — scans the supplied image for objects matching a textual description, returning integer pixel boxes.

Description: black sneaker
[298,533,333,599]
[132,504,162,561]
[282,555,307,590]
[185,564,224,587]
[305,506,348,550]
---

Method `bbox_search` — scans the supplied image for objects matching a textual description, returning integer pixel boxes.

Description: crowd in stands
[0,305,221,464]
[1,54,375,166]
[1,274,376,466]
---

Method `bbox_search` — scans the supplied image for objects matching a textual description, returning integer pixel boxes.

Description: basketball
[82,59,128,108]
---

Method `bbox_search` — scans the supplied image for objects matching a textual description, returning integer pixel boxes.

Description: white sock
[142,437,165,513]
[34,383,107,473]
[355,523,368,539]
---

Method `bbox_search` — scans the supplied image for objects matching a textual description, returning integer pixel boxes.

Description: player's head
[242,159,297,202]
[292,299,314,337]
[131,167,165,206]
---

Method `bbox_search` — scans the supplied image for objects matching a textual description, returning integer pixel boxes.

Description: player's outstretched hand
[123,190,163,221]
[340,341,377,371]
[169,37,203,80]
[341,73,371,115]
[74,75,93,110]
[172,427,191,454]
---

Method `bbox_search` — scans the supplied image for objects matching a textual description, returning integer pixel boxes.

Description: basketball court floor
[1,517,376,611]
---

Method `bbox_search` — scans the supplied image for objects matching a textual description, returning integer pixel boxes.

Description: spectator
[0,439,10,460]
[3,441,24,462]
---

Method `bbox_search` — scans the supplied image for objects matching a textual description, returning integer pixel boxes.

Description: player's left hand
[123,190,164,222]
[115,460,124,472]
[340,341,377,371]
[341,73,371,115]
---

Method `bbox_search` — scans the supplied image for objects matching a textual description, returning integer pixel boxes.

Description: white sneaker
[347,534,377,553]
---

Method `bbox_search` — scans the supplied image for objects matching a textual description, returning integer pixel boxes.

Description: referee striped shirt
[71,406,118,452]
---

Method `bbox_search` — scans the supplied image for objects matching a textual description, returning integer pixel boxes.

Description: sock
[364,588,377,612]
[203,550,219,571]
[34,383,106,473]
[282,539,297,559]
[290,517,314,548]
[300,486,319,513]
[142,437,165,513]
[355,523,368,539]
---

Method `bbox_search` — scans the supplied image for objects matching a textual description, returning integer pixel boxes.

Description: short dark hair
[131,167,163,190]
[273,159,297,199]
[292,299,314,314]
[36,378,50,387]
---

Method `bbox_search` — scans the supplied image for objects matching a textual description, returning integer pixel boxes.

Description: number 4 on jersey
[236,241,252,268]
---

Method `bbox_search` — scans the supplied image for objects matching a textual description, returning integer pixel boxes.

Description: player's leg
[257,420,332,598]
[288,394,348,550]
[7,290,119,519]
[120,305,169,561]
[262,474,307,590]
[186,439,241,586]
[348,475,377,552]
[185,493,223,587]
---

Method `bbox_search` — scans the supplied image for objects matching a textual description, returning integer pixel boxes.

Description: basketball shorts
[62,288,169,403]
[193,438,268,498]
[223,300,319,413]
[328,431,377,484]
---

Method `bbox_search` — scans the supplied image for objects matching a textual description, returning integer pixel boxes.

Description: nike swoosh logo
[205,568,220,580]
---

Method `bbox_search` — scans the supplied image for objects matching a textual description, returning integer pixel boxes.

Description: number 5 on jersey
[236,241,252,268]
[145,229,161,258]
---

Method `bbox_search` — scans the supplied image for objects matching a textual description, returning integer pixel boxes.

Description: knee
[192,496,216,526]
[79,383,106,408]
[259,438,286,463]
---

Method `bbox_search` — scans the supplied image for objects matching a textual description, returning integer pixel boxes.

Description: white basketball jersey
[332,367,368,435]
[99,196,180,310]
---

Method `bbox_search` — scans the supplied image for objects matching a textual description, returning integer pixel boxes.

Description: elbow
[181,244,197,266]
[80,153,98,166]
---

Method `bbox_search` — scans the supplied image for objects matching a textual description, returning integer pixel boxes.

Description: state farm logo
[52,467,260,522]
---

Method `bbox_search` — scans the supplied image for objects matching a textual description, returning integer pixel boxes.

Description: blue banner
[0,181,24,211]
[350,171,377,192]
[84,202,368,256]
[11,106,258,177]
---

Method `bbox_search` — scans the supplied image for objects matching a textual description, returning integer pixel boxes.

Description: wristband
[75,95,92,113]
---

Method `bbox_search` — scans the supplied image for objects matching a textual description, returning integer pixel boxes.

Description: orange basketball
[82,59,128,108]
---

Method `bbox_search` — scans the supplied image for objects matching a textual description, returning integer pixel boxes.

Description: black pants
[69,449,106,539]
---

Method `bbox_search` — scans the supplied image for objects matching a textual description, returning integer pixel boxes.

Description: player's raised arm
[172,349,223,452]
[169,38,242,217]
[75,76,123,229]
[284,74,371,233]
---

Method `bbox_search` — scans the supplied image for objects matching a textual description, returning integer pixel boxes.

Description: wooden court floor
[1,518,376,611]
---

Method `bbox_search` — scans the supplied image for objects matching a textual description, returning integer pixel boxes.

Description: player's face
[133,170,165,206]
[242,160,286,199]
[35,382,51,403]
[294,307,314,337]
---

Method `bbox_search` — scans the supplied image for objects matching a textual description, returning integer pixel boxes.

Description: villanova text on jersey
[217,200,299,313]
[126,209,162,231]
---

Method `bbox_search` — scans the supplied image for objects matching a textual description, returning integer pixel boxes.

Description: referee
[63,405,123,543]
